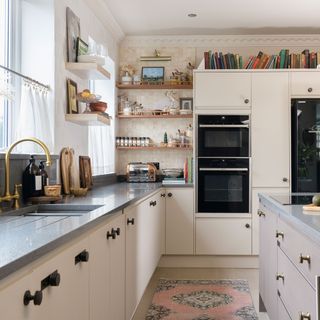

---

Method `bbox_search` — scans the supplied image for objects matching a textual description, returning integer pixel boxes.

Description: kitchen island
[258,193,320,320]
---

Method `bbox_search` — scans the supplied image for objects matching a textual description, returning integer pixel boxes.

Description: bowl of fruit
[77,89,102,113]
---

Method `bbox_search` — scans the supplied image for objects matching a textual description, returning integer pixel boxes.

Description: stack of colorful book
[162,177,186,185]
[244,49,320,69]
[203,51,243,69]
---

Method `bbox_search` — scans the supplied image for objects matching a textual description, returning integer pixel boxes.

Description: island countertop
[259,193,320,247]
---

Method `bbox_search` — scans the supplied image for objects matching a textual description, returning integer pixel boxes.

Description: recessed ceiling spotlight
[188,13,197,18]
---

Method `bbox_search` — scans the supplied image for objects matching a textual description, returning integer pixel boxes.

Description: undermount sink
[5,204,103,217]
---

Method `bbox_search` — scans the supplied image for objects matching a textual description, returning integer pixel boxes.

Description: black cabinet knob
[107,230,116,239]
[161,193,166,197]
[49,271,61,286]
[308,87,313,93]
[149,200,154,206]
[154,200,157,206]
[244,98,249,104]
[167,193,173,198]
[112,227,120,236]
[75,250,90,264]
[245,223,250,228]
[127,218,135,225]
[24,290,43,306]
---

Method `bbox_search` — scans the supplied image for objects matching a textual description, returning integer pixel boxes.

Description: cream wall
[53,0,120,158]
[117,34,320,174]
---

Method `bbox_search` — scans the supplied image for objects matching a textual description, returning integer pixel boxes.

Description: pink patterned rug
[146,279,258,320]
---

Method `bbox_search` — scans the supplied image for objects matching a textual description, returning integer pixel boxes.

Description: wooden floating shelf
[117,146,193,150]
[116,83,193,90]
[65,113,111,126]
[117,114,193,119]
[66,62,111,80]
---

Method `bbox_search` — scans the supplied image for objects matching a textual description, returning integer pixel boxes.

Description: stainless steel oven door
[197,158,250,213]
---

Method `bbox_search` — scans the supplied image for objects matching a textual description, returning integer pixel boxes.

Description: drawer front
[277,248,316,320]
[291,72,320,96]
[278,218,320,289]
[278,296,292,320]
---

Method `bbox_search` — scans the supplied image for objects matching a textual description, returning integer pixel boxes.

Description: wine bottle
[22,156,42,200]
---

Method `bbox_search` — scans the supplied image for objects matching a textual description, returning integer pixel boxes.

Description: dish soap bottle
[22,155,42,200]
[39,161,49,194]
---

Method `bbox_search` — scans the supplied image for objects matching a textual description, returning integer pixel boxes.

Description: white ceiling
[104,0,320,36]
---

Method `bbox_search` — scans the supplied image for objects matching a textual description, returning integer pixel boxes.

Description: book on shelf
[203,50,243,70]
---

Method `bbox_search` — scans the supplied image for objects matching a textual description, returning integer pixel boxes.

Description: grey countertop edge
[259,194,320,246]
[0,183,166,281]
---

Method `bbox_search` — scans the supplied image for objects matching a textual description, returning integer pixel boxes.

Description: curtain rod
[0,64,50,90]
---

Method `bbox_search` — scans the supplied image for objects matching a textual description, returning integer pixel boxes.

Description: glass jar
[137,137,141,147]
[145,137,150,147]
[124,137,129,147]
[128,137,132,147]
[116,137,120,147]
[132,137,137,147]
[120,137,124,147]
[141,137,146,147]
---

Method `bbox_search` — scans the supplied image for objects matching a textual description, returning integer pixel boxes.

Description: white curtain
[14,82,53,153]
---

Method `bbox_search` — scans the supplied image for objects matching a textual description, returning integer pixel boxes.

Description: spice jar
[137,137,141,147]
[132,137,137,147]
[120,137,124,147]
[145,137,150,147]
[116,137,120,147]
[124,137,129,147]
[128,137,132,147]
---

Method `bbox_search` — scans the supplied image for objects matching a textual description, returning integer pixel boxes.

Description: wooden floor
[133,267,269,320]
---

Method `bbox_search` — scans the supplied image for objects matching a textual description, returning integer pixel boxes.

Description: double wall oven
[196,115,250,213]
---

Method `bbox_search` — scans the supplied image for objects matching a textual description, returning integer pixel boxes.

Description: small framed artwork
[76,37,88,60]
[141,66,164,83]
[66,7,80,62]
[179,98,193,114]
[79,156,93,189]
[67,79,79,114]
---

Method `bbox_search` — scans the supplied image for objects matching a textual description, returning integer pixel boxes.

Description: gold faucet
[0,137,52,209]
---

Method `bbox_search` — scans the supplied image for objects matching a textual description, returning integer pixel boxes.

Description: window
[88,57,115,175]
[0,0,11,149]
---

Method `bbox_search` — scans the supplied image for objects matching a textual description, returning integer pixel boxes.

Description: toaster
[126,162,157,183]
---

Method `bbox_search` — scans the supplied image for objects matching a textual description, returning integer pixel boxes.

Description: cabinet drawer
[277,247,316,320]
[277,218,320,289]
[291,72,320,96]
[196,218,251,255]
[194,72,251,109]
[278,296,292,320]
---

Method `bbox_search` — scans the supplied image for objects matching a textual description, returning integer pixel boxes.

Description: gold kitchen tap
[0,137,52,209]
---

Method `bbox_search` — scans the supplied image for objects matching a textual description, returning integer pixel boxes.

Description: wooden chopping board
[303,204,320,212]
[60,147,72,194]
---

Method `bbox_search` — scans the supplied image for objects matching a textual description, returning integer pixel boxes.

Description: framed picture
[141,66,164,83]
[180,98,193,113]
[76,37,88,60]
[79,156,93,189]
[67,79,79,114]
[66,7,80,62]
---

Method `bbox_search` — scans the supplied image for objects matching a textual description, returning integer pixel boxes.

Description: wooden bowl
[89,101,107,112]
[44,185,61,197]
[70,187,88,197]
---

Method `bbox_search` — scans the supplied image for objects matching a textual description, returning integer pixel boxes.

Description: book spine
[204,52,209,69]
[252,51,263,69]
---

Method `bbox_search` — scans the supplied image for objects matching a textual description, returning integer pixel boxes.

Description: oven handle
[199,168,248,172]
[199,124,249,128]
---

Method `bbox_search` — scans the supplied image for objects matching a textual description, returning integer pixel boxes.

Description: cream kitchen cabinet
[258,204,278,320]
[252,188,289,255]
[194,72,251,109]
[195,217,251,255]
[291,71,320,96]
[89,212,125,320]
[125,190,163,320]
[251,72,290,188]
[165,188,194,255]
[0,237,90,320]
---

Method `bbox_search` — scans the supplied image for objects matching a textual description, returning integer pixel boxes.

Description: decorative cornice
[84,0,125,43]
[121,34,320,48]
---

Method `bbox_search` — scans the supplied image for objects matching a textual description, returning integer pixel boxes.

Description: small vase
[121,72,132,85]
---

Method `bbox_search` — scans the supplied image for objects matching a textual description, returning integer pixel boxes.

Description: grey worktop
[0,182,176,281]
[259,193,320,246]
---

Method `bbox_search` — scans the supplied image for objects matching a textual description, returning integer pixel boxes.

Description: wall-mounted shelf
[117,146,192,151]
[65,113,111,126]
[66,63,111,80]
[117,114,193,119]
[116,83,192,90]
